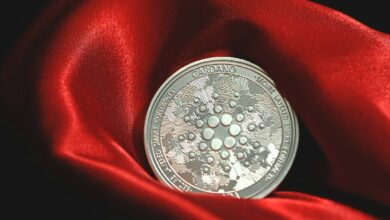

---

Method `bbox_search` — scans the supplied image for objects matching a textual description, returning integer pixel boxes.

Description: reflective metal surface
[144,57,298,198]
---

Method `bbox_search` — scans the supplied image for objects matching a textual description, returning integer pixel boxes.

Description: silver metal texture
[144,57,299,198]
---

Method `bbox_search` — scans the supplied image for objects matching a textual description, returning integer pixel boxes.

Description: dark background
[1,1,389,219]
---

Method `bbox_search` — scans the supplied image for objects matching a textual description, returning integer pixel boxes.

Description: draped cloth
[2,0,389,219]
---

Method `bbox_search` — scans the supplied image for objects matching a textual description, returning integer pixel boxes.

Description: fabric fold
[2,0,389,219]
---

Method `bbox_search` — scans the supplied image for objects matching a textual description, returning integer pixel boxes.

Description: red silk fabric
[2,0,389,219]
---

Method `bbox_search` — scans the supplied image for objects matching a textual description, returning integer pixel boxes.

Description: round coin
[144,57,299,198]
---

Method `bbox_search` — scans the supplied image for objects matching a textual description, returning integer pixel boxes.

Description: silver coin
[144,57,298,198]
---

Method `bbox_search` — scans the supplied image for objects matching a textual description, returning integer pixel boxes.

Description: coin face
[144,57,298,198]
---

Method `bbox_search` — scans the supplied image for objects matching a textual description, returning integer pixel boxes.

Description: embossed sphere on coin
[144,57,299,198]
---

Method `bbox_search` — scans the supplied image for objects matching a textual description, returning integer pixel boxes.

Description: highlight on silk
[144,57,299,198]
[2,1,389,219]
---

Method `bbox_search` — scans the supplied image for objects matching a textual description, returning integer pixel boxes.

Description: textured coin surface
[144,57,298,198]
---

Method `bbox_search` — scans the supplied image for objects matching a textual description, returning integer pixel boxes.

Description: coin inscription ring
[144,57,299,198]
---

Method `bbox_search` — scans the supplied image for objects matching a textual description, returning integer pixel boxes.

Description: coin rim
[144,57,299,198]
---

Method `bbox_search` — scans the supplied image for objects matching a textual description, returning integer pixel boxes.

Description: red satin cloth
[2,0,389,219]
